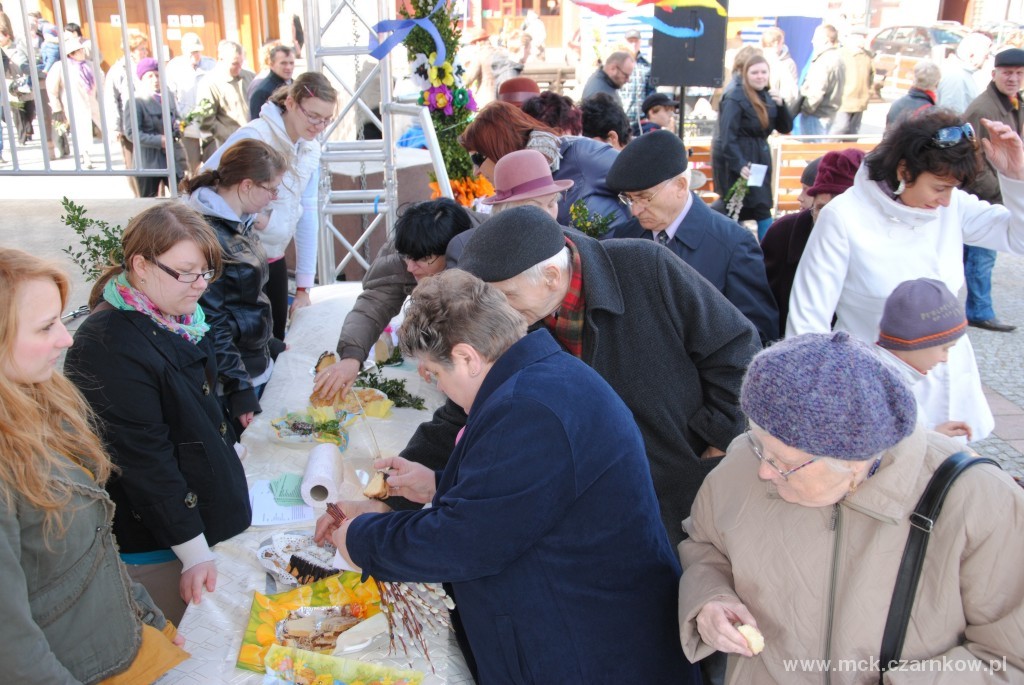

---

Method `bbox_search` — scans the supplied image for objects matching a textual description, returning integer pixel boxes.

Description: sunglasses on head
[931,123,976,149]
[470,152,487,167]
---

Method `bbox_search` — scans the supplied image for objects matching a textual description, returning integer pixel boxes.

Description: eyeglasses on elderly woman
[931,123,977,149]
[746,431,818,480]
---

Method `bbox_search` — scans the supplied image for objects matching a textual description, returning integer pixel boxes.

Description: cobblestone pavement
[965,252,1024,479]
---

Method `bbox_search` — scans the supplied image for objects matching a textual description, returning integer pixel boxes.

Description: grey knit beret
[458,206,567,282]
[877,278,966,351]
[606,129,688,193]
[740,331,917,460]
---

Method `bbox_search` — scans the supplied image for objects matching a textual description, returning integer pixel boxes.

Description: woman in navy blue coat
[712,53,794,239]
[316,269,695,684]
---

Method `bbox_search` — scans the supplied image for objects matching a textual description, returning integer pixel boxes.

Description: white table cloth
[157,283,473,684]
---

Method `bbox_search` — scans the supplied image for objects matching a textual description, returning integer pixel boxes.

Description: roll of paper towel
[301,443,343,507]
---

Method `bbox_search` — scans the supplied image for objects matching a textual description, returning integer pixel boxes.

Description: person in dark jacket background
[760,148,863,337]
[317,269,697,685]
[65,204,251,625]
[183,138,288,431]
[126,57,187,197]
[712,53,793,239]
[608,130,779,345]
[885,59,940,129]
[958,48,1024,333]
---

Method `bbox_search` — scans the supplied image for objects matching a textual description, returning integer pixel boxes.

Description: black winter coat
[885,87,935,129]
[65,307,251,553]
[712,85,793,219]
[199,213,282,418]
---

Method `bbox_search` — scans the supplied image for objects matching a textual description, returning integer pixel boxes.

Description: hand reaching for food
[312,356,361,404]
[373,456,436,503]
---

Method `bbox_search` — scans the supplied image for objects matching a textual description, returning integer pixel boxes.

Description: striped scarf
[103,272,209,344]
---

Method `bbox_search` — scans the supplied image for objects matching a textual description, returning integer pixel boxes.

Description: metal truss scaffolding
[303,0,453,285]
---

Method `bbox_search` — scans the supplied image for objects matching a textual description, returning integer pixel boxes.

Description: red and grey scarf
[543,237,585,358]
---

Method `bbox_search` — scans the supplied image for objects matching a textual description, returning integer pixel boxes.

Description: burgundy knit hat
[807,148,865,197]
[497,77,541,107]
[877,278,967,351]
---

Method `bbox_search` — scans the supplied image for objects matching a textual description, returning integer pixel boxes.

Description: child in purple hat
[875,278,973,440]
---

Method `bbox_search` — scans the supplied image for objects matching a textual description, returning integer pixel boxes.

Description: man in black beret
[958,47,1024,333]
[606,129,779,344]
[448,206,759,544]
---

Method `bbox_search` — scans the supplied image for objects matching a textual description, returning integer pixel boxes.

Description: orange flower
[431,175,495,207]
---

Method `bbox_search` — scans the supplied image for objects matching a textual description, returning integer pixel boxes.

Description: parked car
[870,24,965,98]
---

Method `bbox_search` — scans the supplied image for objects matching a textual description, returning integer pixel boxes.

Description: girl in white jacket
[203,72,338,340]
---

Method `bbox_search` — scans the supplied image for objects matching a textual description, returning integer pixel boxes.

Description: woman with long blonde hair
[0,247,187,683]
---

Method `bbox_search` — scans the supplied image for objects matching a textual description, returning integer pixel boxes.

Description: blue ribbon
[369,0,448,66]
[636,15,705,39]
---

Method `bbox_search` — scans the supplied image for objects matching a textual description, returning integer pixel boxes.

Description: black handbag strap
[878,451,999,682]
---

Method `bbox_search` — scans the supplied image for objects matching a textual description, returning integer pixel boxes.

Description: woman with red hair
[460,101,629,234]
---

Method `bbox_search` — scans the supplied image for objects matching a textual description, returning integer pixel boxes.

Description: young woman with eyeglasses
[65,204,252,626]
[182,139,288,434]
[204,71,339,342]
[788,108,1024,444]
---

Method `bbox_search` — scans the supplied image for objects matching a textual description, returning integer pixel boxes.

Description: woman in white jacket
[203,72,337,341]
[787,109,1024,441]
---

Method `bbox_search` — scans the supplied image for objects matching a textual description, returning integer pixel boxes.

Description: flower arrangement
[569,199,616,238]
[400,0,487,206]
[429,175,494,208]
[179,98,215,135]
[723,177,748,221]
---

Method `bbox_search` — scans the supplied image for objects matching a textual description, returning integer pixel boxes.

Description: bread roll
[737,624,764,655]
[363,470,389,500]
[311,352,343,407]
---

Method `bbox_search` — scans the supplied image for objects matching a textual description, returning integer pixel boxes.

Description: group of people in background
[0,14,299,195]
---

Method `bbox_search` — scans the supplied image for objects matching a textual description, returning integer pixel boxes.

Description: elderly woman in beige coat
[678,331,1024,684]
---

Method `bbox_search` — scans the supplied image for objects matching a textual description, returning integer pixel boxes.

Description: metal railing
[0,0,177,191]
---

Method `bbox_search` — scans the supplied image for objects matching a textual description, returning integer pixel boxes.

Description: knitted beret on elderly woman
[740,331,917,460]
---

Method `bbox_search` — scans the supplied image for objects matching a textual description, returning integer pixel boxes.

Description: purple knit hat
[877,278,966,351]
[136,57,159,79]
[740,331,917,460]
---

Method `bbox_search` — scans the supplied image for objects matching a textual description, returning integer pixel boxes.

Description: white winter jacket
[203,101,321,287]
[787,164,1024,441]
